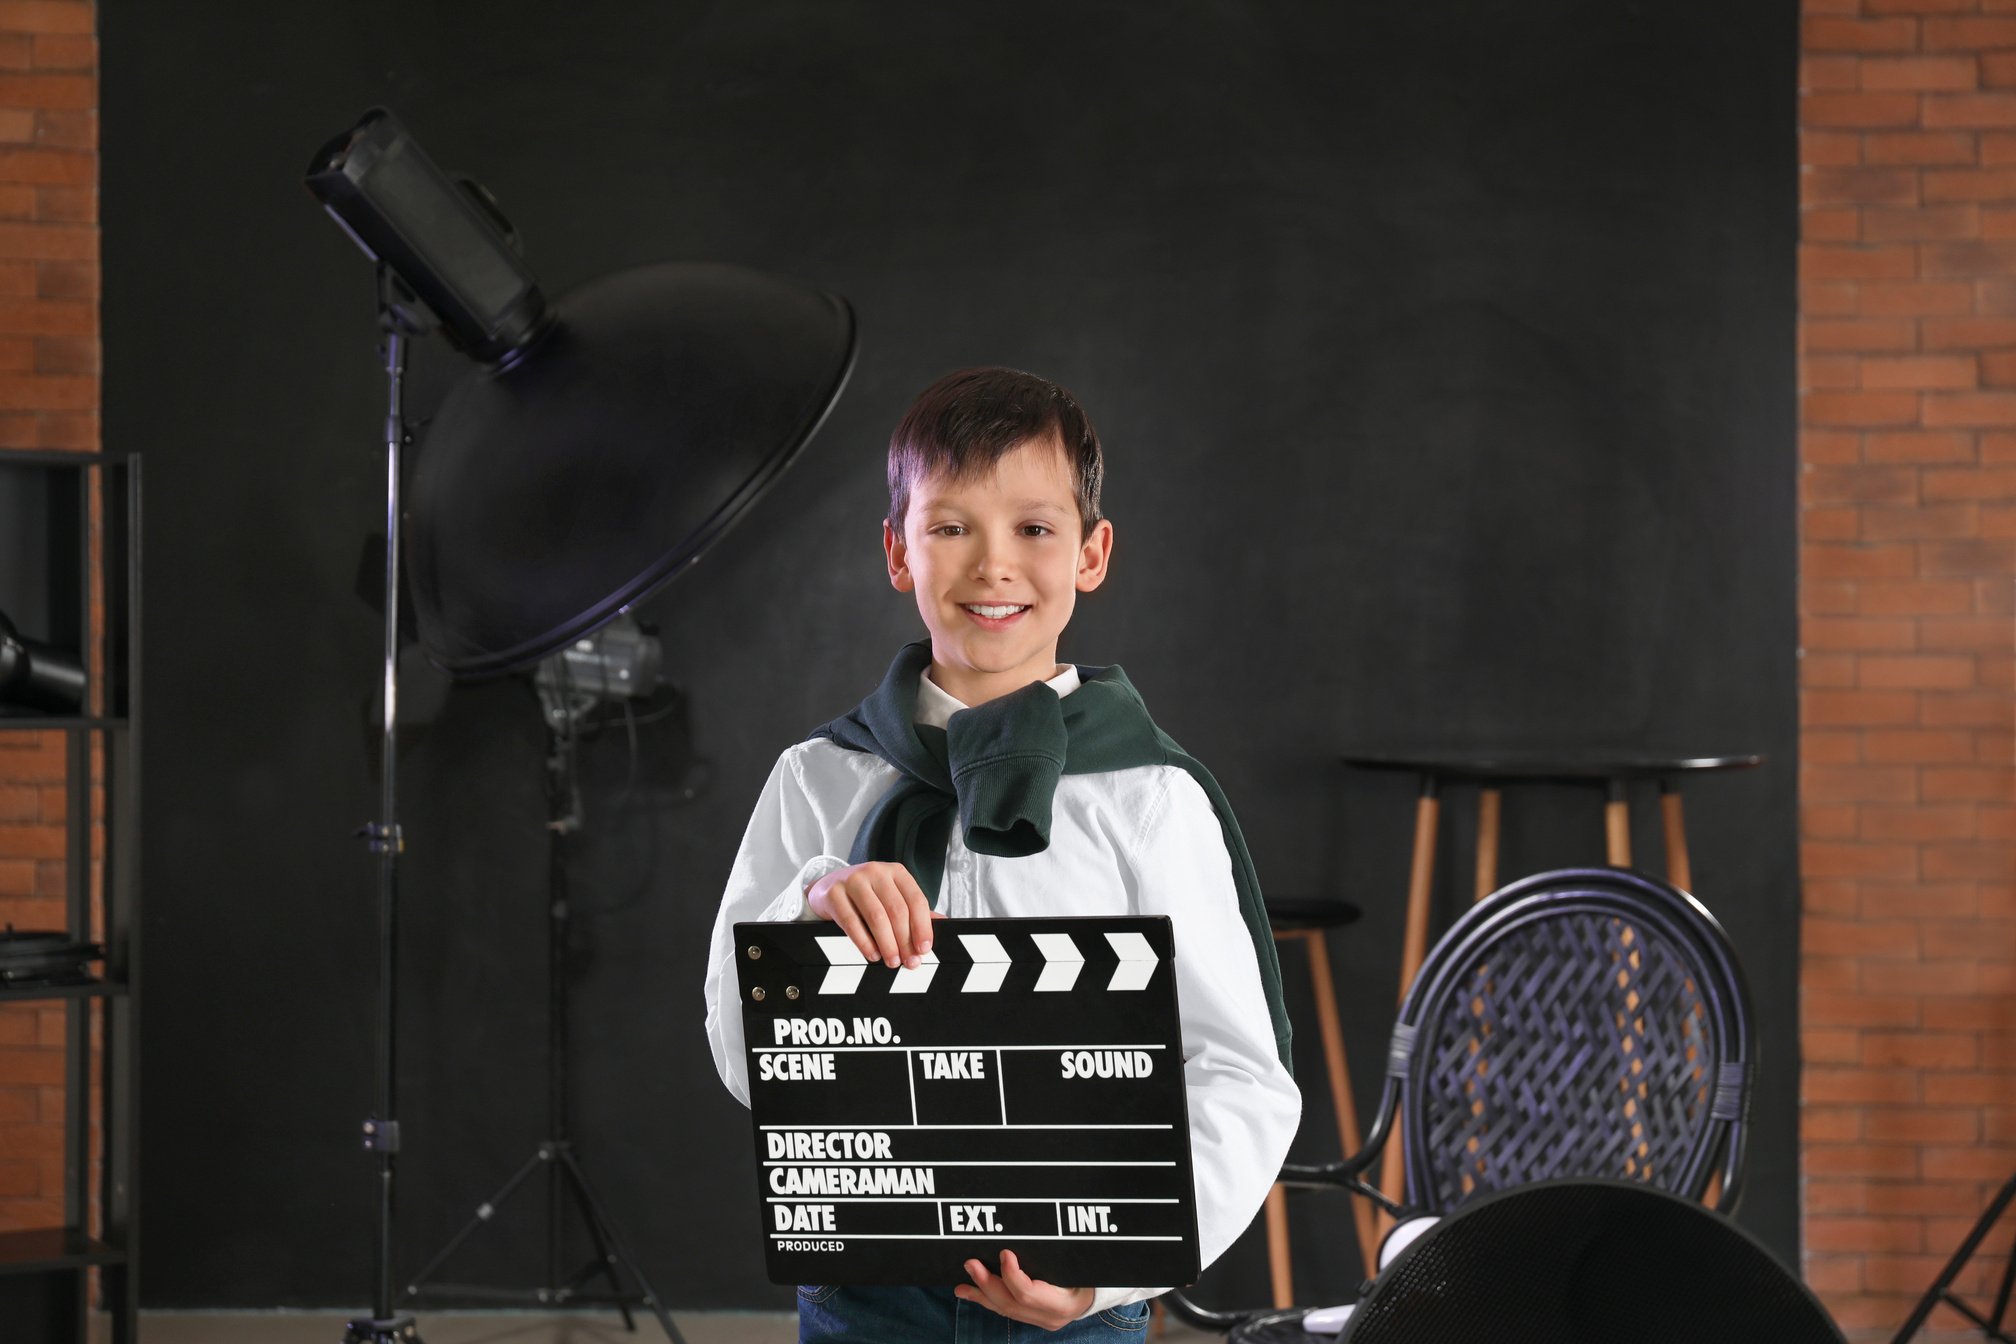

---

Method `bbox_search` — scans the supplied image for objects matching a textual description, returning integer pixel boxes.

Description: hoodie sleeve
[703,745,855,1107]
[1079,769,1301,1316]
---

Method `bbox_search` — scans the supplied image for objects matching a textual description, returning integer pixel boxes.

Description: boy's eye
[1020,524,1052,537]
[932,524,967,537]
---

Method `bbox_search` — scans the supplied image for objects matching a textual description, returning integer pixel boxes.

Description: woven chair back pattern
[1398,871,1751,1215]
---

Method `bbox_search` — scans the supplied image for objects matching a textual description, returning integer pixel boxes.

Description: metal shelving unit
[0,449,138,1344]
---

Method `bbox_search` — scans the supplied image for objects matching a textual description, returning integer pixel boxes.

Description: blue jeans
[798,1284,1152,1343]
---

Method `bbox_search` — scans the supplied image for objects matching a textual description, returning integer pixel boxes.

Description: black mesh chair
[1216,867,1756,1340]
[1240,1179,1841,1344]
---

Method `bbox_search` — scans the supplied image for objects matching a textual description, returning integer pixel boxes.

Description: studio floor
[96,1311,1227,1343]
[89,1309,1908,1343]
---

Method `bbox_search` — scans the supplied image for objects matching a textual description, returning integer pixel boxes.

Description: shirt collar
[915,664,1081,729]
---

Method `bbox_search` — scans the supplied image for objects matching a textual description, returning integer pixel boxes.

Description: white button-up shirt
[703,668,1302,1315]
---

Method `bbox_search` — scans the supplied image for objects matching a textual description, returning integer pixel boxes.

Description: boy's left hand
[956,1249,1095,1330]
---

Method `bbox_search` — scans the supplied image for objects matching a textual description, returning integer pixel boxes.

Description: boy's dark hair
[886,367,1105,537]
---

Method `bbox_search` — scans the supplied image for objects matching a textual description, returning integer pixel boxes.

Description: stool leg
[1605,778,1631,866]
[1381,777,1440,1235]
[1660,780,1692,891]
[1474,787,1500,900]
[1398,780,1441,993]
[1265,1183,1294,1308]
[1299,928,1377,1279]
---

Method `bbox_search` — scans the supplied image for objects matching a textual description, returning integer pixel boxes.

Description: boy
[703,367,1300,1339]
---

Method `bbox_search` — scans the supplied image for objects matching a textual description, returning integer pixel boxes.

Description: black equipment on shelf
[0,929,100,987]
[0,608,86,714]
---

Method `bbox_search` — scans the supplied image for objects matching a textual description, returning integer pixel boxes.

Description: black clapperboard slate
[735,915,1199,1287]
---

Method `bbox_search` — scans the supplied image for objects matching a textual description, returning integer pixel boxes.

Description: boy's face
[884,434,1113,705]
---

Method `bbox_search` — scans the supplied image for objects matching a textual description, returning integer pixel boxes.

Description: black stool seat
[1265,897,1362,931]
[1338,748,1764,782]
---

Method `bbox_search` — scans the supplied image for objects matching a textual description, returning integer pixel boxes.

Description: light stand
[343,272,422,1344]
[307,105,854,1344]
[400,654,684,1342]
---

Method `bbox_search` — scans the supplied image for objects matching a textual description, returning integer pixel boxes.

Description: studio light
[305,107,855,1344]
[310,108,855,679]
[531,612,663,734]
[406,257,853,675]
[307,109,547,364]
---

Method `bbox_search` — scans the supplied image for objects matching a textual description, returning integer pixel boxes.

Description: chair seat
[1228,1306,1337,1343]
[1266,896,1362,931]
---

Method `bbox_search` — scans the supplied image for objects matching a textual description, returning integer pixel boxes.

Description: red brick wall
[0,0,96,1236]
[1800,1,2016,1335]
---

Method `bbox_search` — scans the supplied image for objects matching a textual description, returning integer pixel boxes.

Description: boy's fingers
[894,868,933,954]
[967,1258,1012,1313]
[855,891,900,967]
[825,891,878,964]
[999,1249,1037,1298]
[872,873,914,967]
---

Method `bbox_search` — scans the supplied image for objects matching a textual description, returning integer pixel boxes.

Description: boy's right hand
[806,861,940,970]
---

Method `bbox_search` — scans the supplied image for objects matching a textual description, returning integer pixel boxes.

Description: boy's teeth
[965,604,1028,618]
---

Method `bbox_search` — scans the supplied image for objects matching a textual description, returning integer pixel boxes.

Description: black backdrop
[103,0,1798,1311]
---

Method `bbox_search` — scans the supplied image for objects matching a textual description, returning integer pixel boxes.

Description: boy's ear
[1075,518,1114,593]
[884,520,914,592]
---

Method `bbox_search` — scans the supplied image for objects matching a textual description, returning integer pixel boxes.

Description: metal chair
[1212,866,1756,1339]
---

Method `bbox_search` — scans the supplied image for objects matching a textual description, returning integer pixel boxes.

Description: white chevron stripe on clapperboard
[1105,931,1157,991]
[1031,933,1084,991]
[811,931,1159,993]
[813,936,940,994]
[813,937,867,994]
[958,934,1012,992]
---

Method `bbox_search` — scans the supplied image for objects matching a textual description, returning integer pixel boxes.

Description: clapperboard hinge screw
[747,946,761,959]
[751,987,766,1001]
[785,986,801,1000]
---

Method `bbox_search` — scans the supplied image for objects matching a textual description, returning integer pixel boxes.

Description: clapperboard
[735,915,1199,1287]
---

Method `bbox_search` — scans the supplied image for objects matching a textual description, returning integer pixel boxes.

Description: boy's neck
[925,656,1069,708]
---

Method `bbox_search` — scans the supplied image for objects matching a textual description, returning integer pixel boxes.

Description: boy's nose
[973,548,1014,581]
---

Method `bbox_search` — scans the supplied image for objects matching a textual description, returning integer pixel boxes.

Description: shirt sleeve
[1079,770,1299,1316]
[703,746,854,1107]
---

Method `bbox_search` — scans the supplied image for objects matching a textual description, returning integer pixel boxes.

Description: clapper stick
[736,916,1200,1288]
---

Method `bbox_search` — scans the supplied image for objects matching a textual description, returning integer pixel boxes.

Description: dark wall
[105,0,1798,1310]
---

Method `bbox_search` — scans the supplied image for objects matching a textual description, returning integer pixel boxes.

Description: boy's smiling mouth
[960,602,1031,628]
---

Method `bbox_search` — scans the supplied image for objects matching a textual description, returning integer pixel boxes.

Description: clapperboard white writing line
[763,1161,1177,1167]
[763,1199,1183,1205]
[759,1123,1173,1131]
[771,1196,1185,1245]
[749,1044,1171,1052]
[779,1236,1186,1243]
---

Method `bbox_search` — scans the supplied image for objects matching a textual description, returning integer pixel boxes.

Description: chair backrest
[1388,867,1754,1215]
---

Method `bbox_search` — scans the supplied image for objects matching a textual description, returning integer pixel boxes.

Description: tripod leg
[1990,1223,2016,1337]
[403,1147,552,1299]
[557,1147,688,1344]
[1893,1172,2016,1344]
[558,1153,636,1332]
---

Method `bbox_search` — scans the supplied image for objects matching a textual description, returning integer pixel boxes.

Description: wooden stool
[1338,749,1764,1233]
[1262,895,1375,1306]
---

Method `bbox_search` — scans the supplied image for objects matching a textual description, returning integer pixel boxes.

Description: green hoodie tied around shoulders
[809,641,1292,1074]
